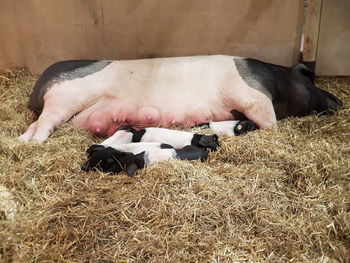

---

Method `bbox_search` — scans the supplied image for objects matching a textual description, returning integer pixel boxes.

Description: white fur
[139,128,193,148]
[20,55,276,142]
[111,142,176,164]
[208,121,240,136]
[101,130,133,145]
[100,127,194,148]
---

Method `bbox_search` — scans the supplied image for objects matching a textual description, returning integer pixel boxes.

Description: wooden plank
[316,0,350,75]
[302,0,322,63]
[0,0,304,74]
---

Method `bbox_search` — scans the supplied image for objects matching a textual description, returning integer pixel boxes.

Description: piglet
[82,143,208,176]
[101,127,220,151]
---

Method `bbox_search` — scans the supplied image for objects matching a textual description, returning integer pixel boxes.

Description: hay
[0,68,349,263]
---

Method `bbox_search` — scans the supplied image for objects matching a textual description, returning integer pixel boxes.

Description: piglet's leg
[195,120,258,136]
[100,130,133,146]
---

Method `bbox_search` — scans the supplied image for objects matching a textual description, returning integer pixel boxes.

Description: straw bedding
[0,68,349,262]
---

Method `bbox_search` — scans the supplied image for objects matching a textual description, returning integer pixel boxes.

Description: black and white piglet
[82,142,209,176]
[82,127,219,176]
[100,126,220,150]
[100,119,258,148]
[82,120,258,176]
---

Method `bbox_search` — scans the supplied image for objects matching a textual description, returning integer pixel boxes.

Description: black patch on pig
[233,120,259,136]
[29,60,111,116]
[231,110,248,120]
[85,144,108,158]
[82,144,123,172]
[131,129,146,142]
[233,58,276,101]
[175,145,208,162]
[82,144,145,176]
[191,134,219,151]
[160,143,174,149]
[233,58,342,120]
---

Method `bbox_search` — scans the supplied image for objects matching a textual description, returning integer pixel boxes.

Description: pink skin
[19,56,277,143]
[74,105,231,137]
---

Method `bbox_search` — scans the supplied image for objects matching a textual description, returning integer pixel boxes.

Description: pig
[82,126,222,176]
[82,122,259,176]
[101,126,220,151]
[82,143,209,176]
[19,55,342,143]
[100,119,257,150]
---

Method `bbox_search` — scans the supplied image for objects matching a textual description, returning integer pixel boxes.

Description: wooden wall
[315,0,350,76]
[0,0,304,74]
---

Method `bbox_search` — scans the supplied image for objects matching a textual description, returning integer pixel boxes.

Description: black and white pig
[99,121,257,149]
[81,121,260,176]
[19,55,342,143]
[100,126,220,150]
[82,143,209,176]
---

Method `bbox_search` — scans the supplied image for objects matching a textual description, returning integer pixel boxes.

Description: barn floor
[0,68,349,263]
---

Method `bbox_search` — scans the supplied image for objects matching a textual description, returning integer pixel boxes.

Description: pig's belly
[68,56,241,136]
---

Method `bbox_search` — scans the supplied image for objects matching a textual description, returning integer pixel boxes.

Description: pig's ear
[126,151,146,176]
[134,151,146,168]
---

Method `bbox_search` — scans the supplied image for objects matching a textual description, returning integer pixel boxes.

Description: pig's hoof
[18,134,30,142]
[191,134,220,151]
[82,145,145,176]
[233,120,259,136]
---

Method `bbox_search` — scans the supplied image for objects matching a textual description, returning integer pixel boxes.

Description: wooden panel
[316,0,350,75]
[302,0,322,63]
[0,0,304,74]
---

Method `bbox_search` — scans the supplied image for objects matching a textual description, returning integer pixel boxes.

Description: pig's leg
[242,92,277,129]
[30,106,73,142]
[100,129,133,146]
[18,121,38,141]
[19,109,70,143]
[226,86,277,129]
[19,79,98,142]
[19,95,80,143]
[241,99,277,129]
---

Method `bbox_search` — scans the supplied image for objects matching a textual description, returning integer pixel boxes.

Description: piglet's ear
[135,151,146,164]
[126,151,146,176]
[126,163,139,177]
